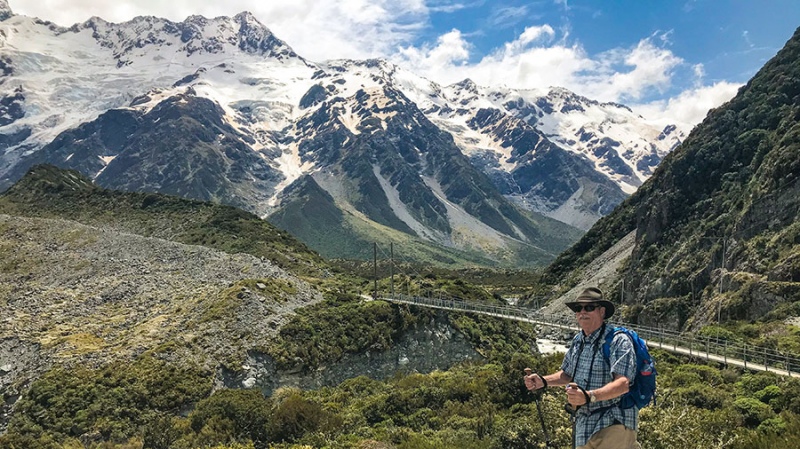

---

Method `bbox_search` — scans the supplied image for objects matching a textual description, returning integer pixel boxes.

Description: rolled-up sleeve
[609,333,637,381]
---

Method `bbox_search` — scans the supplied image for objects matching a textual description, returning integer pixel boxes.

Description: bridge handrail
[381,293,800,375]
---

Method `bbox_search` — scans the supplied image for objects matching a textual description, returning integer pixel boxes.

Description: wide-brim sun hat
[565,287,615,319]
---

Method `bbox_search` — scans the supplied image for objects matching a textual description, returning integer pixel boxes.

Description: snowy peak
[286,57,686,228]
[75,11,302,65]
[451,82,685,190]
[11,90,284,216]
[450,78,480,96]
[316,58,399,93]
[402,79,688,226]
[233,12,299,59]
[0,0,12,22]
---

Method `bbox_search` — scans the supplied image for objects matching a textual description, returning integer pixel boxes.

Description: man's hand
[523,368,545,391]
[566,383,589,407]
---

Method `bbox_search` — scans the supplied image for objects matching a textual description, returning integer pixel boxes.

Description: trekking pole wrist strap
[577,385,591,405]
[537,374,548,388]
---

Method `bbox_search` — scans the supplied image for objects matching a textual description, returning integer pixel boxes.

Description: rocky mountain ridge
[0,5,684,266]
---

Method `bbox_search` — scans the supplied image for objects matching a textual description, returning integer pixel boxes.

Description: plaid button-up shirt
[560,323,639,447]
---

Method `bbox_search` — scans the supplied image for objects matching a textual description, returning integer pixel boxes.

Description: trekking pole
[524,368,554,448]
[564,402,578,449]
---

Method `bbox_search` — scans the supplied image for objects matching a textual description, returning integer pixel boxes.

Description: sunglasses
[569,303,601,313]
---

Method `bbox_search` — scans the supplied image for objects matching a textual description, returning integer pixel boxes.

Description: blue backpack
[602,326,657,409]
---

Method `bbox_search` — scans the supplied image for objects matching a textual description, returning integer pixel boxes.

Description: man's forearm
[543,370,572,387]
[589,374,630,401]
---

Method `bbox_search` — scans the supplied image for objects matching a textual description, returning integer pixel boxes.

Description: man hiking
[524,287,642,449]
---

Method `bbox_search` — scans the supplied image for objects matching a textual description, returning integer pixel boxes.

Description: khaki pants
[577,424,641,449]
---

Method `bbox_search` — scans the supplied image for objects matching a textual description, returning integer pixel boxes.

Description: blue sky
[437,1,794,80]
[9,0,800,126]
[424,1,797,98]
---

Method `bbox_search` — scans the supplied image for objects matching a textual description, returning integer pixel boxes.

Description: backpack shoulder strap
[601,326,614,359]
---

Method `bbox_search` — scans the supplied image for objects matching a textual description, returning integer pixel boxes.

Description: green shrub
[188,389,272,446]
[663,369,702,388]
[667,364,725,387]
[268,392,338,443]
[757,415,788,434]
[734,397,777,427]
[207,444,256,449]
[732,412,800,449]
[698,325,737,341]
[672,384,728,410]
[0,433,60,449]
[266,296,408,371]
[638,403,741,449]
[140,413,184,449]
[3,355,211,443]
[494,416,552,449]
[736,372,781,397]
[754,385,783,405]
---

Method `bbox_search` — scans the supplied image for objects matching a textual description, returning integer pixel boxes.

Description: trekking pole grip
[524,368,547,390]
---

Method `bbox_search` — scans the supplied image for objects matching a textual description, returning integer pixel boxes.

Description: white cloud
[633,81,741,126]
[478,42,592,89]
[487,6,530,28]
[513,25,556,50]
[743,30,754,48]
[397,27,684,104]
[396,29,471,73]
[591,37,684,102]
[393,24,738,126]
[427,2,474,14]
[693,63,706,80]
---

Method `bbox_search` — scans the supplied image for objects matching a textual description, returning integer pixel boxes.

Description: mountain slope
[0,164,326,276]
[268,174,507,266]
[0,6,682,266]
[0,211,322,366]
[415,80,682,229]
[534,27,800,329]
[6,93,285,215]
[269,80,581,265]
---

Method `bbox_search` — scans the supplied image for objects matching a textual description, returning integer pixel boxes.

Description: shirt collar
[581,322,607,345]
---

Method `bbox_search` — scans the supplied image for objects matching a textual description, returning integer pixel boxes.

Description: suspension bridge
[362,241,800,377]
[379,293,800,378]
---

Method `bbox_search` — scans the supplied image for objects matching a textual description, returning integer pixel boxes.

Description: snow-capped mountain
[376,72,683,229]
[0,4,687,265]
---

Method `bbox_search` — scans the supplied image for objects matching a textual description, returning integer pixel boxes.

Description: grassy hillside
[0,165,327,277]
